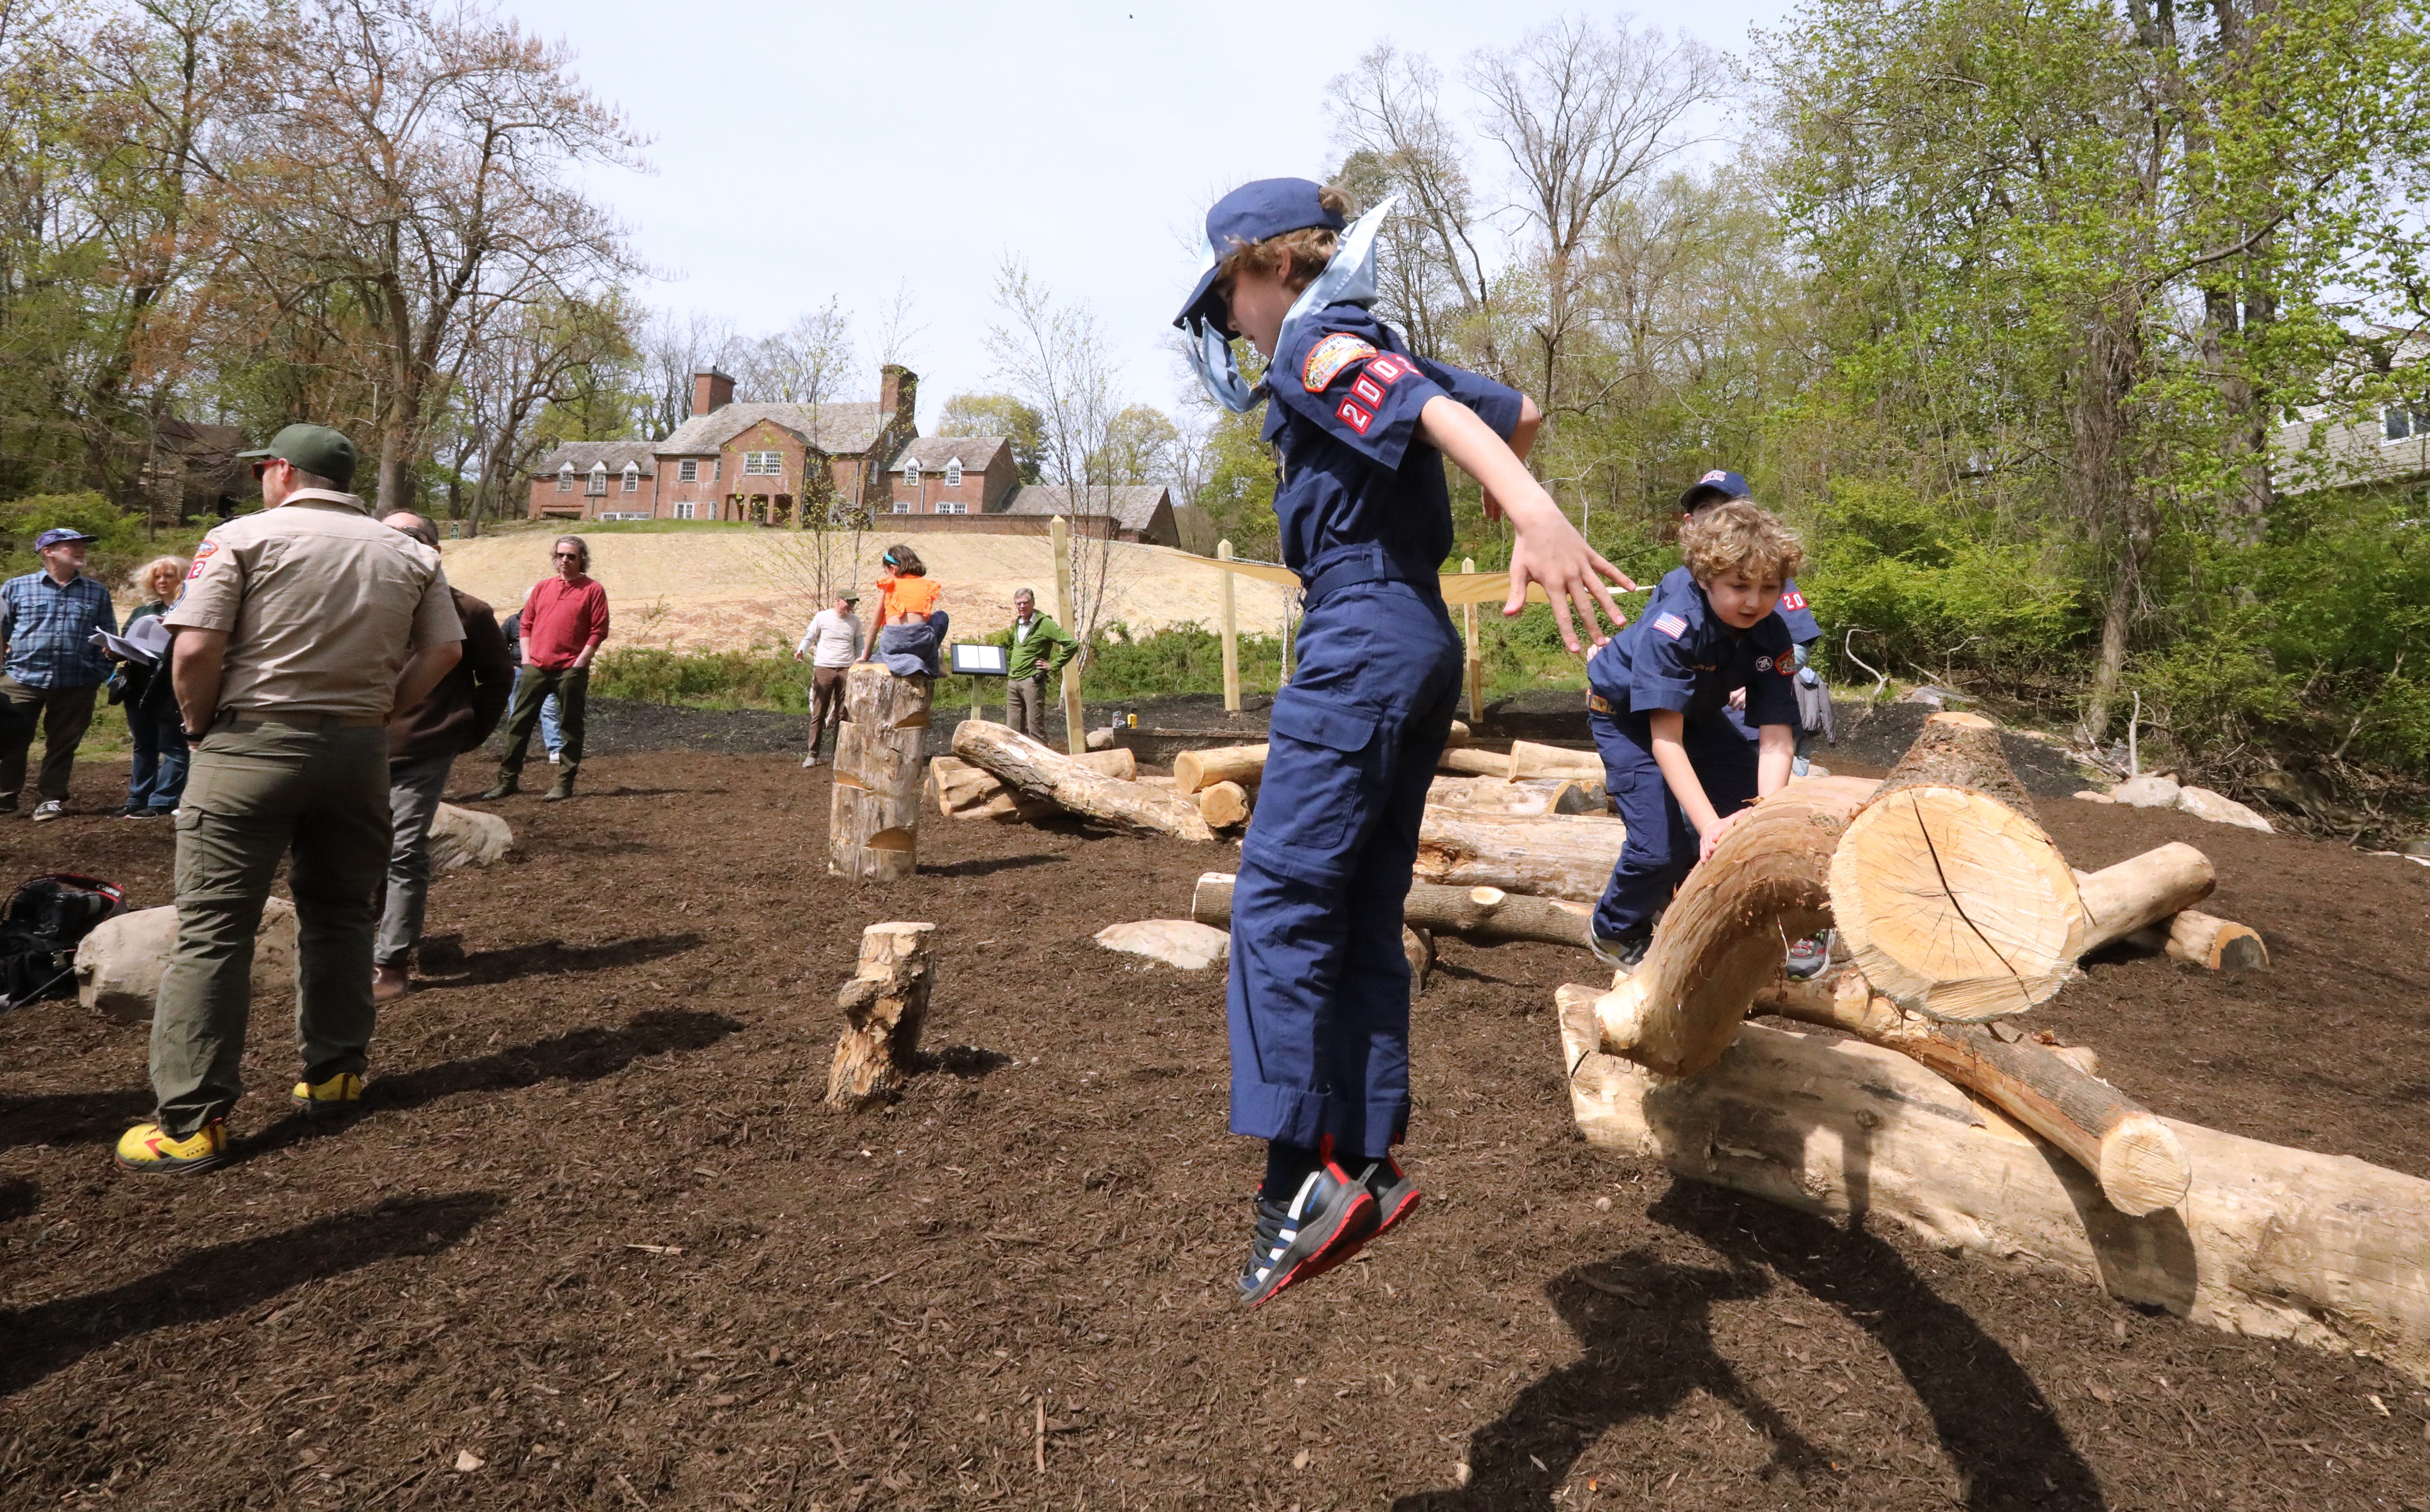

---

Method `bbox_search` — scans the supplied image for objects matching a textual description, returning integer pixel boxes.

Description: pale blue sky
[503,0,1784,427]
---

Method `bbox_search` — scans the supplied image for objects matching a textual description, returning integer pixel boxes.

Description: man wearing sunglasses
[480,534,607,802]
[115,422,465,1173]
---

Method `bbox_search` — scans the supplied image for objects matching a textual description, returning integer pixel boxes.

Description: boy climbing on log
[1172,177,1634,1306]
[1585,501,1806,968]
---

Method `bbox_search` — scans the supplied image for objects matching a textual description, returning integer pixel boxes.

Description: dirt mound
[0,758,2423,1507]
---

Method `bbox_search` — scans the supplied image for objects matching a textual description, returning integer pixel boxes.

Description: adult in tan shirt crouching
[115,423,463,1175]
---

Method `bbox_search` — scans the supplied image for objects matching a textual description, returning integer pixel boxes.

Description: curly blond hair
[130,555,189,601]
[1680,500,1805,586]
[1215,185,1355,297]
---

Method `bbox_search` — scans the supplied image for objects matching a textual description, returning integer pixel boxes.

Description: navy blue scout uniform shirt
[1262,302,1522,572]
[1649,565,1819,655]
[1587,571,1800,729]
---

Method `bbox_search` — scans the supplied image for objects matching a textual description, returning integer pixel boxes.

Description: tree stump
[825,922,934,1110]
[1827,712,2086,1022]
[830,663,930,882]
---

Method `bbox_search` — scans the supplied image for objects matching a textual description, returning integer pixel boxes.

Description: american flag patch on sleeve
[1653,613,1687,639]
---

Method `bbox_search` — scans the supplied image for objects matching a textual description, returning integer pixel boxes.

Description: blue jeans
[126,699,190,812]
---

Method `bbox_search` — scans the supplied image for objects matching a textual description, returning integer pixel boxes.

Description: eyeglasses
[553,551,582,560]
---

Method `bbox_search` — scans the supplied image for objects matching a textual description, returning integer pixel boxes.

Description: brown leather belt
[216,709,387,731]
[1586,692,1619,716]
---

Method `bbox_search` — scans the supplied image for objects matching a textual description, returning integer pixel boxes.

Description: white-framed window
[586,462,608,496]
[675,500,695,520]
[891,498,910,515]
[556,463,574,493]
[937,499,967,515]
[945,457,962,488]
[743,450,783,476]
[597,510,650,521]
[2385,407,2430,442]
[621,462,639,493]
[678,458,699,482]
[904,460,921,490]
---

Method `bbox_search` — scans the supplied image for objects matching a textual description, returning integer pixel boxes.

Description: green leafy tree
[937,392,1044,482]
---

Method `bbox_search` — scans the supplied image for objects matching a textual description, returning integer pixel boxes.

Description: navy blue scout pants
[1589,708,1760,941]
[1227,581,1464,1160]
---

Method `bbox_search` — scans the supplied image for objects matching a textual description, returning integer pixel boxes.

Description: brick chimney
[879,365,917,431]
[692,369,735,418]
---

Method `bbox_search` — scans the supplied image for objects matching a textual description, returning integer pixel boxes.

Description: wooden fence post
[1051,514,1083,753]
[1218,538,1240,713]
[1462,556,1482,724]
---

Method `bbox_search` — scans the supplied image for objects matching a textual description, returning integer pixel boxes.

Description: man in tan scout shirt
[115,423,464,1175]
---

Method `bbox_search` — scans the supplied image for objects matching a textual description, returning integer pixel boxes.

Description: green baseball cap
[237,423,358,491]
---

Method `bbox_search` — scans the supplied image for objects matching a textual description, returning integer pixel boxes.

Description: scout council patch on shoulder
[1303,332,1379,392]
[1653,613,1687,639]
[1780,589,1807,612]
[186,541,220,579]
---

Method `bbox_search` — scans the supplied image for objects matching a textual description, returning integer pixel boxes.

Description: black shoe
[477,776,518,801]
[1590,930,1653,969]
[1355,1151,1422,1237]
[1238,1155,1378,1308]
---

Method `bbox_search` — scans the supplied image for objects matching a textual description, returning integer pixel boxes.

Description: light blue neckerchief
[1184,197,1398,414]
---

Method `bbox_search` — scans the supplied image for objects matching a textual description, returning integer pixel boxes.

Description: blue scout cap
[1680,469,1751,511]
[34,527,100,550]
[1173,178,1349,338]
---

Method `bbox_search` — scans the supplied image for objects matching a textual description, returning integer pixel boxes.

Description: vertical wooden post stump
[1051,514,1084,754]
[826,921,935,1110]
[829,662,929,882]
[1461,555,1482,724]
[1218,538,1241,714]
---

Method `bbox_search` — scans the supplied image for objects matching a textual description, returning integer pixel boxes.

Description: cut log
[2073,846,2216,954]
[1192,871,1593,949]
[1436,747,1510,778]
[1555,996,2430,1385]
[1507,739,1603,782]
[1404,926,1434,992]
[1592,776,1879,1076]
[1173,743,1268,795]
[930,750,1134,820]
[1444,719,1470,750]
[1414,809,1626,903]
[953,720,1215,841]
[1197,780,1252,829]
[829,663,930,882]
[1426,775,1601,816]
[1827,712,2085,1022]
[2128,908,2268,970]
[825,922,934,1110]
[1755,968,2191,1215]
[75,898,298,1025]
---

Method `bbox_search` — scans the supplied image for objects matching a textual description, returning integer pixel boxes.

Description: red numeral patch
[1780,589,1806,612]
[1336,399,1374,435]
[1366,354,1409,385]
[1353,375,1385,407]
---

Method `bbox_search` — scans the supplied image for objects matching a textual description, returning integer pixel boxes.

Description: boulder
[2176,785,2275,834]
[428,803,512,870]
[1085,727,1116,751]
[2110,775,2183,808]
[1094,920,1230,971]
[77,898,298,1024]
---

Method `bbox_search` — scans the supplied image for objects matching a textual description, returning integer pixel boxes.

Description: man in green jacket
[1003,588,1078,742]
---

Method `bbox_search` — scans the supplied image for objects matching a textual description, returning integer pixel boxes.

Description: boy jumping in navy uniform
[1585,501,1807,966]
[1174,179,1633,1306]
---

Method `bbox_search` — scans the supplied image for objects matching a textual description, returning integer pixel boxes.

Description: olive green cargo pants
[151,718,391,1137]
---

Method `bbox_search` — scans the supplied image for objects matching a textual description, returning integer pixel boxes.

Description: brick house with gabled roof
[532,441,657,519]
[887,436,1020,516]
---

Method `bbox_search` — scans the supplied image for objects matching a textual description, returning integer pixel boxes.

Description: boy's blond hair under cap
[1680,500,1807,586]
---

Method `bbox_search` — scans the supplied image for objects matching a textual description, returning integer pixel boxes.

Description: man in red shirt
[481,535,608,801]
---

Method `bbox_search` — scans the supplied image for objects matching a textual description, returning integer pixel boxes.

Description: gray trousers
[1006,674,1051,742]
[152,720,390,1135]
[0,676,98,804]
[376,751,455,968]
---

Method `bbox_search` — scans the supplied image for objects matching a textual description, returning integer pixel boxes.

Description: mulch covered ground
[2,737,2427,1510]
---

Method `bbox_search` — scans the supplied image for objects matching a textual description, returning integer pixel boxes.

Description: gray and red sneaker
[1238,1150,1378,1308]
[1355,1151,1422,1237]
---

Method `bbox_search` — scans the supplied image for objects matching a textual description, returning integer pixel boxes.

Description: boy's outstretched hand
[1417,395,1636,653]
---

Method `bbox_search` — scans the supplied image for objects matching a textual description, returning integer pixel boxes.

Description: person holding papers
[109,556,192,816]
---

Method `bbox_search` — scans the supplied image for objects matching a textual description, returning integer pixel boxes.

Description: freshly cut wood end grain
[1829,785,2086,1022]
[1198,781,1251,829]
[1873,710,2037,818]
[2101,1112,2193,1216]
[1173,743,1268,795]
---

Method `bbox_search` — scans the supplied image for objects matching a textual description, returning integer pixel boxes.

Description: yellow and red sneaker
[114,1119,227,1174]
[291,1071,365,1117]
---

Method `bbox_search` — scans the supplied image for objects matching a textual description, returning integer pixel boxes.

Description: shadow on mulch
[1404,1183,2103,1512]
[0,1192,503,1398]
[0,1085,152,1151]
[414,931,706,985]
[356,1008,739,1114]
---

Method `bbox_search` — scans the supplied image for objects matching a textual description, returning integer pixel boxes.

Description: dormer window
[904,459,921,490]
[557,463,574,493]
[586,462,607,496]
[621,462,639,493]
[945,457,962,488]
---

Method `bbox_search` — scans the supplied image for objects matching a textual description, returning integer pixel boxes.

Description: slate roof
[896,436,1010,471]
[656,402,890,457]
[534,441,656,477]
[995,484,1172,532]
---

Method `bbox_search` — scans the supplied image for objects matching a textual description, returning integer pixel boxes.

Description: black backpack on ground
[0,873,128,1010]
